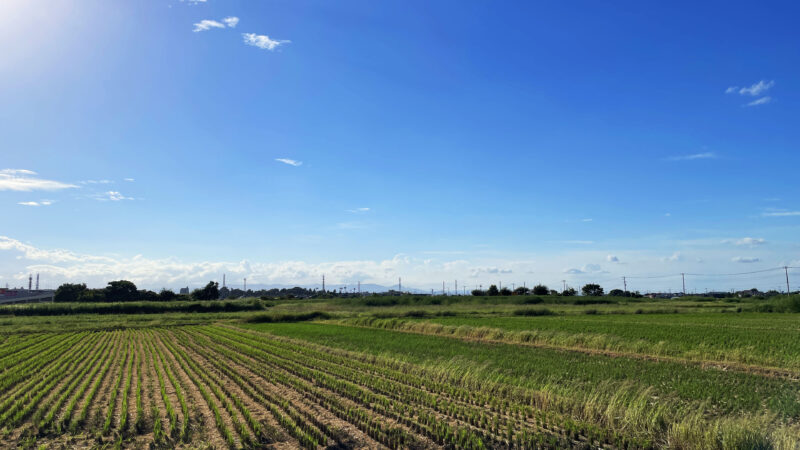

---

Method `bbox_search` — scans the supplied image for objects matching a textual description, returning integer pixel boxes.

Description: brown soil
[190,328,385,448]
[146,331,186,438]
[1,333,108,447]
[54,330,120,428]
[170,330,293,446]
[85,331,125,433]
[197,327,438,449]
[151,330,231,449]
[110,337,133,438]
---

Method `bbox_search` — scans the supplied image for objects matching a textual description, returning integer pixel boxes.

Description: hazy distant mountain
[241,283,428,294]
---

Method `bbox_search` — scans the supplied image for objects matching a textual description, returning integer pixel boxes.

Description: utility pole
[681,273,686,296]
[623,277,627,294]
[35,273,39,291]
[243,278,246,292]
[562,280,566,292]
[442,281,445,295]
[455,280,457,295]
[28,274,32,291]
[358,281,361,294]
[322,274,325,293]
[399,277,402,292]
[786,266,791,294]
[223,274,226,289]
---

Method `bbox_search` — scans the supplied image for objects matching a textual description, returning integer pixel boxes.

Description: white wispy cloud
[223,16,239,28]
[563,264,606,275]
[193,19,225,32]
[732,256,760,263]
[275,158,302,167]
[0,237,466,289]
[347,207,370,213]
[470,267,512,278]
[746,96,771,107]
[762,211,800,217]
[556,240,594,245]
[727,80,774,96]
[606,255,620,263]
[663,252,683,262]
[124,178,135,182]
[0,169,78,192]
[0,169,36,176]
[242,33,290,50]
[80,179,112,185]
[666,152,716,161]
[18,200,52,207]
[93,191,133,202]
[724,237,766,246]
[0,236,114,264]
[581,218,593,222]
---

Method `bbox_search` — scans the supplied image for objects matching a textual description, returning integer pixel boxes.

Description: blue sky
[1,0,799,292]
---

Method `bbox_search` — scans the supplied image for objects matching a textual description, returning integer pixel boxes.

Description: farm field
[0,298,799,449]
[338,312,800,370]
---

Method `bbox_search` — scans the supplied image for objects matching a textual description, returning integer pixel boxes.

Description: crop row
[0,326,671,448]
[183,325,633,449]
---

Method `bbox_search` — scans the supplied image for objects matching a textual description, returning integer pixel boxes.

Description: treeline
[220,285,319,300]
[0,298,268,316]
[470,283,642,298]
[55,280,221,303]
[340,294,632,308]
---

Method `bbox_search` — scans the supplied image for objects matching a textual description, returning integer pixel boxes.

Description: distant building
[179,286,189,295]
[736,288,762,298]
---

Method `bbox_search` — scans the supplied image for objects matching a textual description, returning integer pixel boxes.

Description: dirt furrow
[145,331,185,439]
[198,327,439,449]
[152,330,230,449]
[1,332,107,446]
[171,331,291,444]
[197,336,384,449]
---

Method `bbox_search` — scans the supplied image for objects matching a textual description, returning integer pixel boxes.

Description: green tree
[105,280,139,302]
[471,289,486,296]
[487,285,499,296]
[159,289,177,301]
[582,283,604,296]
[499,287,512,296]
[561,287,577,296]
[192,281,220,300]
[54,283,87,302]
[532,284,549,295]
[513,286,530,295]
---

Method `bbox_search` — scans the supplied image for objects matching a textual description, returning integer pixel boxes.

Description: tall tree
[192,281,220,300]
[54,283,87,302]
[532,284,549,295]
[105,280,139,302]
[581,283,604,296]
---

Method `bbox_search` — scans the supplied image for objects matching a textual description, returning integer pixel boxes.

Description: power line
[685,267,785,277]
